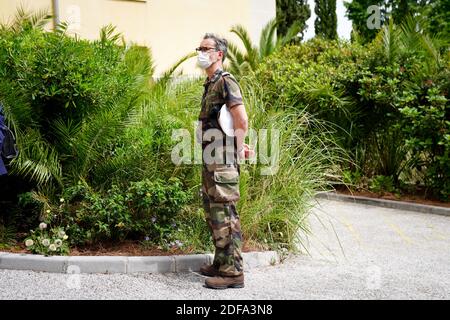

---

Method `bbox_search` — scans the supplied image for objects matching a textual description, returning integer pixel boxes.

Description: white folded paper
[218,104,235,137]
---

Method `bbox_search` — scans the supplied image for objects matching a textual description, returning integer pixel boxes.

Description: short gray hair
[203,33,228,62]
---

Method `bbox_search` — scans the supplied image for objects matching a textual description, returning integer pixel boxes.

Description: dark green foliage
[369,175,398,194]
[345,0,448,44]
[344,0,390,43]
[276,0,311,42]
[0,20,153,190]
[227,19,303,78]
[422,0,450,40]
[256,15,449,200]
[59,178,191,246]
[398,86,450,200]
[314,0,338,40]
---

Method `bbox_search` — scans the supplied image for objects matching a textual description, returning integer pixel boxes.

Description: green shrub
[399,86,450,200]
[256,20,450,200]
[369,175,398,195]
[0,26,148,124]
[0,23,153,190]
[342,169,363,188]
[256,38,370,107]
[57,178,191,246]
[256,38,377,157]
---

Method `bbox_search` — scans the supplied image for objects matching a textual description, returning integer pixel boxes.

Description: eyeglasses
[195,46,218,53]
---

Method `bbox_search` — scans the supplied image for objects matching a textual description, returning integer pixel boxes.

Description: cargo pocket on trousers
[212,168,240,203]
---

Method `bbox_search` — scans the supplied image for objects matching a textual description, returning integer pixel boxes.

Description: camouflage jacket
[198,68,243,139]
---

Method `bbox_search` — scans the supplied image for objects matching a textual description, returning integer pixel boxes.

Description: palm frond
[157,52,196,88]
[75,105,125,179]
[0,223,16,245]
[0,80,36,131]
[10,128,63,186]
[230,24,255,55]
[124,45,155,79]
[380,18,402,63]
[226,42,248,77]
[398,14,445,73]
[230,24,258,69]
[10,5,51,32]
[278,21,302,48]
[29,8,51,29]
[259,19,277,58]
[228,19,301,77]
[51,118,82,155]
[419,32,448,73]
[55,21,70,35]
[98,24,122,45]
[399,14,424,52]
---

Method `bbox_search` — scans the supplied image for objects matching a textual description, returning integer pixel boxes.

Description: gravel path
[1,199,449,300]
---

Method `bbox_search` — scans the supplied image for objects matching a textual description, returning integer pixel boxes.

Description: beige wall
[0,0,275,76]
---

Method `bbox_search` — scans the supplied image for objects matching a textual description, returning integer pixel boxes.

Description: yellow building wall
[0,0,275,76]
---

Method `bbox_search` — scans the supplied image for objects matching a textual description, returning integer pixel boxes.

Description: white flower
[25,239,34,247]
[39,222,47,230]
[58,230,66,237]
[54,239,63,247]
[174,240,183,247]
[46,209,51,214]
[41,239,50,246]
[49,244,57,251]
[63,235,68,240]
[59,198,65,203]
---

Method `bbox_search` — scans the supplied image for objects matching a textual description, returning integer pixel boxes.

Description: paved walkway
[0,199,449,299]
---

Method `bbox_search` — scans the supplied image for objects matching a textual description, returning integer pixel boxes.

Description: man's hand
[238,143,256,160]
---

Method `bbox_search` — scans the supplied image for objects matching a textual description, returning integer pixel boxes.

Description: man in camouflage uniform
[196,33,250,289]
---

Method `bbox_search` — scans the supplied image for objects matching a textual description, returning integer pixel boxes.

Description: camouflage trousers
[201,162,244,276]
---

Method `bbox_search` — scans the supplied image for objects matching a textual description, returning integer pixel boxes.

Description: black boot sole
[205,283,245,289]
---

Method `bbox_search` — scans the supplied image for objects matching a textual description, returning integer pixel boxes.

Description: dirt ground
[1,239,265,256]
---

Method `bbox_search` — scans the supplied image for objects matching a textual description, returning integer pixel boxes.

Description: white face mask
[197,51,213,69]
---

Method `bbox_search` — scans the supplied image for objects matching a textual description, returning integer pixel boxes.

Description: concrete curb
[315,191,450,217]
[0,251,279,274]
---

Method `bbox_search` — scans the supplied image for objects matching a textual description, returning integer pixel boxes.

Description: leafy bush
[0,25,147,124]
[256,18,450,201]
[398,86,450,200]
[342,169,364,188]
[56,178,191,246]
[369,175,398,195]
[0,14,200,250]
[0,21,153,190]
[256,38,373,150]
